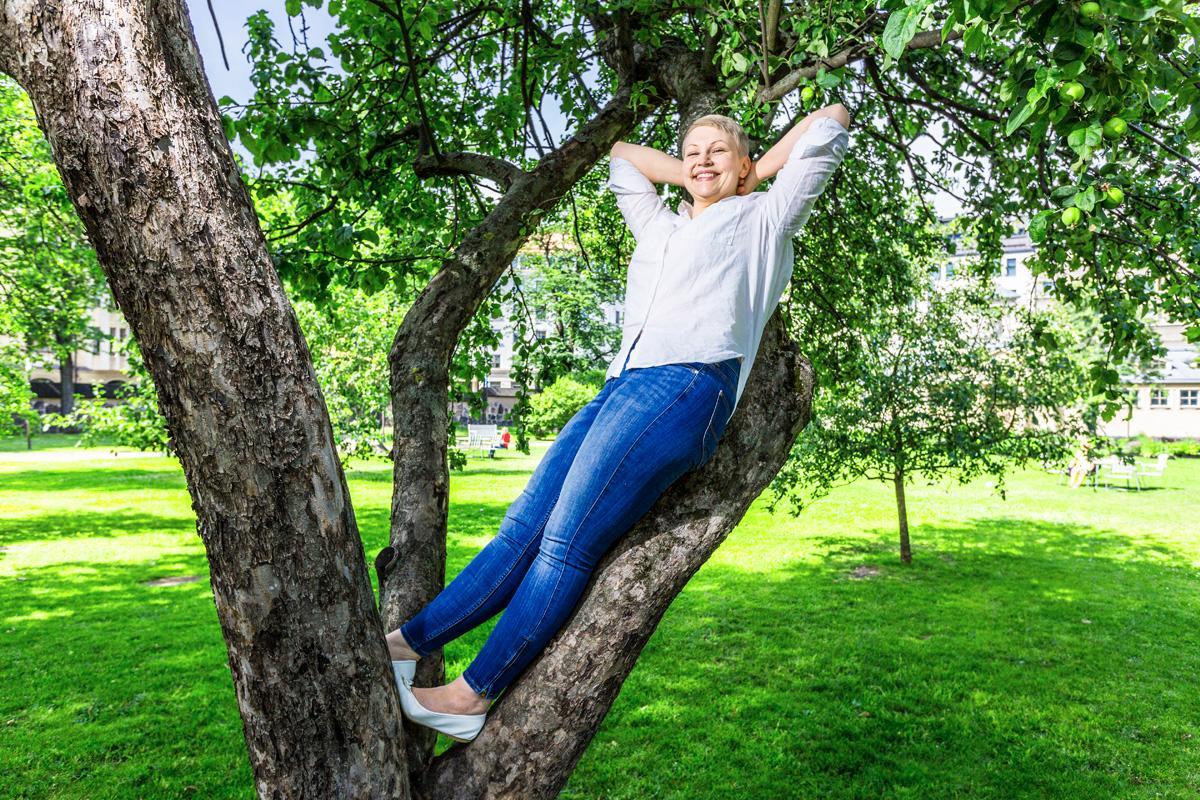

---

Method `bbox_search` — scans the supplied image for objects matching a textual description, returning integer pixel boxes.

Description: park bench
[456,424,503,458]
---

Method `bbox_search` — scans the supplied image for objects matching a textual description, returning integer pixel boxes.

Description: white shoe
[396,679,488,743]
[392,659,416,687]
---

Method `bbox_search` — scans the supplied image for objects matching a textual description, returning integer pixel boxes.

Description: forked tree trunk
[0,1,409,796]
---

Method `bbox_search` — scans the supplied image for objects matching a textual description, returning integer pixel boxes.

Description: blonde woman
[388,104,851,742]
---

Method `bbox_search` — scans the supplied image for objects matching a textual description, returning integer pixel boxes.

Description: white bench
[456,424,503,457]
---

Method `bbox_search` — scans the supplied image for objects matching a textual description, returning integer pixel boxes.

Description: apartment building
[934,221,1199,439]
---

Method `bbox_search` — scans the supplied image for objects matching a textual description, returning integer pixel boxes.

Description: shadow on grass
[572,517,1200,799]
[4,510,1198,799]
[0,509,195,547]
[0,468,187,494]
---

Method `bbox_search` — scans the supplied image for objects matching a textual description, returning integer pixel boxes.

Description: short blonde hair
[682,114,750,159]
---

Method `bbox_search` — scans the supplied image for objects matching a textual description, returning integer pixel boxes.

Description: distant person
[500,429,511,449]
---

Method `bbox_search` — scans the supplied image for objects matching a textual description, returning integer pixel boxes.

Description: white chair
[461,424,501,457]
[1136,453,1169,488]
[1098,456,1140,490]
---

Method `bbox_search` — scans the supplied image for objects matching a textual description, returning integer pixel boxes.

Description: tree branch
[412,151,526,189]
[759,26,963,103]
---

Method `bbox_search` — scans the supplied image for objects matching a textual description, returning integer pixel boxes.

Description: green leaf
[881,7,920,60]
[1028,212,1049,243]
[1005,102,1035,136]
[285,0,301,16]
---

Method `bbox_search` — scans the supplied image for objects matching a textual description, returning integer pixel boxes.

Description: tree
[0,75,104,415]
[0,0,1196,797]
[0,341,37,447]
[775,272,1092,563]
[44,338,172,453]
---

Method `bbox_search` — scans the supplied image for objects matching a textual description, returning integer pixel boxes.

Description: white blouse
[605,115,850,418]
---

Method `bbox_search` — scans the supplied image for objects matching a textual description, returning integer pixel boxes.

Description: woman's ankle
[386,629,421,660]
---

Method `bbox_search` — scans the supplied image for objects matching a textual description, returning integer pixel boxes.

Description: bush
[526,371,604,437]
[1168,439,1200,458]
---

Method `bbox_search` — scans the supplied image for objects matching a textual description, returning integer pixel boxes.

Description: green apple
[1062,206,1082,227]
[1058,81,1085,104]
[801,86,815,103]
[1102,186,1124,207]
[1102,116,1128,139]
[1080,1,1101,18]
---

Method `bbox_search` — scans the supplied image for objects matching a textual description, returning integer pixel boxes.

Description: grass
[2,434,1199,798]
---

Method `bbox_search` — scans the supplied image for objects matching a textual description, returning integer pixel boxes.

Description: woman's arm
[739,103,850,194]
[610,142,685,186]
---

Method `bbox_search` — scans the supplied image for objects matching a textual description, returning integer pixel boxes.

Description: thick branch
[412,151,526,189]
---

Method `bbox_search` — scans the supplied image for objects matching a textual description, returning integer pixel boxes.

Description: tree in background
[44,338,171,453]
[775,273,1092,563]
[292,283,410,462]
[0,76,104,415]
[0,342,37,448]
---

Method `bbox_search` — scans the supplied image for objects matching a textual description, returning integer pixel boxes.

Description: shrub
[526,371,604,437]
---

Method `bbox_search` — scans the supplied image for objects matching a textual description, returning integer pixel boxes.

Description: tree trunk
[22,416,32,450]
[58,347,74,416]
[0,2,409,797]
[894,471,912,564]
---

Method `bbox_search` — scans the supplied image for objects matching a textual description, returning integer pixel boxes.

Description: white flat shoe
[392,659,416,687]
[396,679,488,743]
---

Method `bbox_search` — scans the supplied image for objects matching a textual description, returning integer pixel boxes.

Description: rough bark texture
[0,2,409,796]
[418,315,813,799]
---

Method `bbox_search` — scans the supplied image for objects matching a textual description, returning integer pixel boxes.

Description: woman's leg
[457,361,733,700]
[396,378,620,657]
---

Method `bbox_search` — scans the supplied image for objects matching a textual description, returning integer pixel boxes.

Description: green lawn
[2,435,1198,799]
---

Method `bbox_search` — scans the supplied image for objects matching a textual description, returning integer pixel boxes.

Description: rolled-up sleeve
[608,157,670,242]
[759,117,850,238]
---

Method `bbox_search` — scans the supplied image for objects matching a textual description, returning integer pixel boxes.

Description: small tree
[0,342,38,448]
[776,276,1090,563]
[46,338,171,453]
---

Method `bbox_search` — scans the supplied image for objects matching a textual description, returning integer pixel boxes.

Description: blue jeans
[399,355,740,699]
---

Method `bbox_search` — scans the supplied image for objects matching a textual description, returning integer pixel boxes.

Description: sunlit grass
[1,435,1198,798]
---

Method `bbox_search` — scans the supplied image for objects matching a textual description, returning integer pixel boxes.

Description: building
[933,220,1199,439]
[25,305,131,413]
[448,247,623,426]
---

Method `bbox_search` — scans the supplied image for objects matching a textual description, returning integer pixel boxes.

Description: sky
[185,0,963,217]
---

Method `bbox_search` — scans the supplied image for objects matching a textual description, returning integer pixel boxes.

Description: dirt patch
[849,565,881,580]
[143,575,203,587]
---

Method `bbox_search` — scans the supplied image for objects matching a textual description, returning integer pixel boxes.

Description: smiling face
[681,125,750,206]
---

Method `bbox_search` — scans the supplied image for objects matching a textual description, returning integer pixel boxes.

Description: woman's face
[681,126,749,204]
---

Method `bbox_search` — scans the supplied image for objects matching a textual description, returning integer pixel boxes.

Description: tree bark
[0,2,409,796]
[894,470,912,564]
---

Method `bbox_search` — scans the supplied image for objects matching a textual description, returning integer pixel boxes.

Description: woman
[389,104,851,742]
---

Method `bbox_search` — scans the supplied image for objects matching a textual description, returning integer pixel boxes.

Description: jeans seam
[416,495,558,650]
[528,368,702,641]
[475,636,530,698]
[700,388,724,463]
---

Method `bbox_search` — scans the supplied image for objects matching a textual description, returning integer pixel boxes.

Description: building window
[1181,389,1199,408]
[491,353,502,368]
[944,261,954,277]
[1005,258,1017,277]
[615,310,624,325]
[108,327,117,354]
[1041,281,1054,294]
[1149,388,1169,408]
[534,329,546,340]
